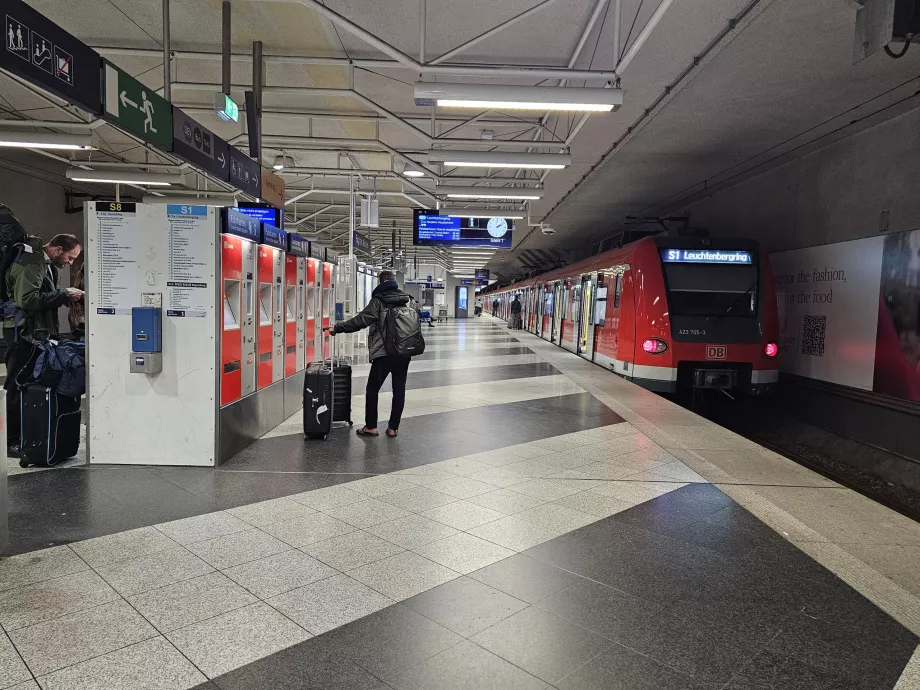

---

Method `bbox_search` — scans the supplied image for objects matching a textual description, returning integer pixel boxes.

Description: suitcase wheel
[348,421,353,426]
[19,458,28,468]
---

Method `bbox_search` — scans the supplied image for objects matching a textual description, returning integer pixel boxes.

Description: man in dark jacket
[331,271,413,438]
[4,234,83,454]
[510,295,522,329]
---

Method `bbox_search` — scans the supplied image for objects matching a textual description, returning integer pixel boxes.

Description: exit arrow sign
[103,60,173,151]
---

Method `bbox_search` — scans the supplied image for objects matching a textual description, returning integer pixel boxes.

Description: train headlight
[764,342,778,357]
[642,338,669,354]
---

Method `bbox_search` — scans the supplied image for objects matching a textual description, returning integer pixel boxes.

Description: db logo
[706,345,727,360]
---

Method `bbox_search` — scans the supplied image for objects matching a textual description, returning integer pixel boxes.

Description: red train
[486,235,779,396]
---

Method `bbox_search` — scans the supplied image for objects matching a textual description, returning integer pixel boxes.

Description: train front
[635,236,779,396]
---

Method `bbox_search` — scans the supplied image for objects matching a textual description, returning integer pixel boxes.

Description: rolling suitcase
[304,361,334,440]
[20,385,81,467]
[331,358,353,426]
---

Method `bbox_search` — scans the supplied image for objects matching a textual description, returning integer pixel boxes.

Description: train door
[576,273,595,357]
[542,285,554,341]
[552,282,563,342]
[535,285,543,337]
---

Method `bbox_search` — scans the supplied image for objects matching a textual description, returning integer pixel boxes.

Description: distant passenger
[474,297,483,317]
[492,298,499,316]
[510,295,522,329]
[3,230,83,456]
[330,271,421,438]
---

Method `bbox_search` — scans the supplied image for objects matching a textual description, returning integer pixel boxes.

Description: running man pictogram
[141,91,157,134]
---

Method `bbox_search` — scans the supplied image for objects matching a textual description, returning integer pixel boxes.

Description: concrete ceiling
[2,0,919,278]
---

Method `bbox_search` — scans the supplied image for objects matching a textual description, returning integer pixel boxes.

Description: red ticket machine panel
[322,261,334,359]
[284,255,307,376]
[257,246,277,389]
[220,235,243,406]
[306,258,320,364]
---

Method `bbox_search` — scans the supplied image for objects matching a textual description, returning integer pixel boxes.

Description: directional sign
[103,60,172,150]
[228,145,261,198]
[1,0,102,113]
[172,108,229,183]
[353,232,372,254]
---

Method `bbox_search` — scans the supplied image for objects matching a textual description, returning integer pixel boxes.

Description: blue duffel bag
[27,338,86,397]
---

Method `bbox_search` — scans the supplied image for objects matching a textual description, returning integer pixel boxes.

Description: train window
[594,286,608,326]
[614,274,623,308]
[662,262,758,317]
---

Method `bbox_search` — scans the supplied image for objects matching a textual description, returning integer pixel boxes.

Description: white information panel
[86,202,218,466]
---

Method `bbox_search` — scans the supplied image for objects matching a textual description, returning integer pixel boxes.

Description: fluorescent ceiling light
[414,83,622,112]
[0,131,95,150]
[428,151,570,170]
[436,186,543,200]
[403,169,425,177]
[273,154,294,170]
[66,169,184,186]
[442,207,525,219]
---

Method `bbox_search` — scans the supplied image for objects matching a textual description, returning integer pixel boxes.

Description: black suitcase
[20,385,81,467]
[304,362,334,440]
[331,359,352,425]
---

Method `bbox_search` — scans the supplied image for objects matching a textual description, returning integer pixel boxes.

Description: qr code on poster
[801,314,826,357]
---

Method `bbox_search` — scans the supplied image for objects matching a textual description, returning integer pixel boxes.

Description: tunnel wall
[679,105,920,466]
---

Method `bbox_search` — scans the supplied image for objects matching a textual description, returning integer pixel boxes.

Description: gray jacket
[333,281,413,360]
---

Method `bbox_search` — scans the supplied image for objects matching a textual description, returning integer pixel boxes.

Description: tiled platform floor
[2,317,919,689]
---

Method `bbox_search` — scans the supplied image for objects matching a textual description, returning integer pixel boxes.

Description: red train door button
[706,345,727,360]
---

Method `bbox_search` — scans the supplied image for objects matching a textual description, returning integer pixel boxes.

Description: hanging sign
[1,0,103,114]
[228,145,261,198]
[103,60,173,150]
[172,108,229,182]
[260,168,285,208]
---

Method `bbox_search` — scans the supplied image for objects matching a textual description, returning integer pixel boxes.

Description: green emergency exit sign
[103,60,173,151]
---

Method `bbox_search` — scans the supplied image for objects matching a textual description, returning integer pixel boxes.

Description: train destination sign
[661,249,753,264]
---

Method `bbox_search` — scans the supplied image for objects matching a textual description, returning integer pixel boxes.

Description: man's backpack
[0,205,28,332]
[383,304,426,357]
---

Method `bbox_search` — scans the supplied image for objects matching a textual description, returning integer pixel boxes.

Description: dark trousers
[366,354,411,431]
[3,328,36,446]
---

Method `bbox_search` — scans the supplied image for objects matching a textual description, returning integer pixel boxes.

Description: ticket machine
[220,209,260,406]
[321,252,335,359]
[257,223,287,389]
[285,233,309,376]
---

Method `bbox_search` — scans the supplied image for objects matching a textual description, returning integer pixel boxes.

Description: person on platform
[492,298,499,316]
[3,233,83,456]
[329,271,416,438]
[510,294,523,329]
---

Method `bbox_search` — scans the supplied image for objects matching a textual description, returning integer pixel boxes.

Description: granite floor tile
[0,569,119,631]
[267,574,393,635]
[185,528,290,570]
[320,604,463,683]
[260,513,356,548]
[68,526,179,567]
[225,497,316,527]
[36,637,207,690]
[556,644,706,690]
[411,533,515,574]
[392,639,548,690]
[468,489,548,515]
[93,545,214,597]
[5,682,38,690]
[9,600,158,677]
[466,467,530,488]
[348,475,419,498]
[323,499,413,529]
[515,503,598,532]
[401,576,529,637]
[127,572,257,633]
[469,553,583,605]
[426,476,498,500]
[367,515,460,550]
[288,485,367,511]
[722,647,861,690]
[471,606,610,684]
[588,480,686,503]
[348,551,461,601]
[222,549,338,599]
[509,479,587,501]
[377,486,458,512]
[551,491,635,518]
[468,516,566,552]
[421,500,507,530]
[303,530,405,571]
[166,602,310,678]
[155,512,251,546]
[0,630,31,690]
[0,546,88,593]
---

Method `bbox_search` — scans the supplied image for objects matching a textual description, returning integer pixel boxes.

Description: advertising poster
[771,229,920,402]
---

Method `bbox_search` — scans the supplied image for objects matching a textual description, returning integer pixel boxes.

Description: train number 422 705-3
[677,329,706,336]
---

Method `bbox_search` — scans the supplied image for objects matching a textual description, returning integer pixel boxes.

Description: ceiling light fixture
[428,151,571,170]
[442,207,525,219]
[414,83,622,112]
[272,154,295,170]
[403,169,425,177]
[436,186,544,200]
[0,131,95,150]
[66,169,184,187]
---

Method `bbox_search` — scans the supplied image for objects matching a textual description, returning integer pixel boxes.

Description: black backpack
[0,205,27,322]
[383,304,426,357]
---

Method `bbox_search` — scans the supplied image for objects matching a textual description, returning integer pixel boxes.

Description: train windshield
[662,261,758,317]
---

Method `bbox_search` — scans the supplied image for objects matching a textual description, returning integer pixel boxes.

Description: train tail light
[764,342,778,357]
[642,338,669,354]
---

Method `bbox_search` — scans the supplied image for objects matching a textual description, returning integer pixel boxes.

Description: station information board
[413,209,513,248]
[236,203,281,228]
